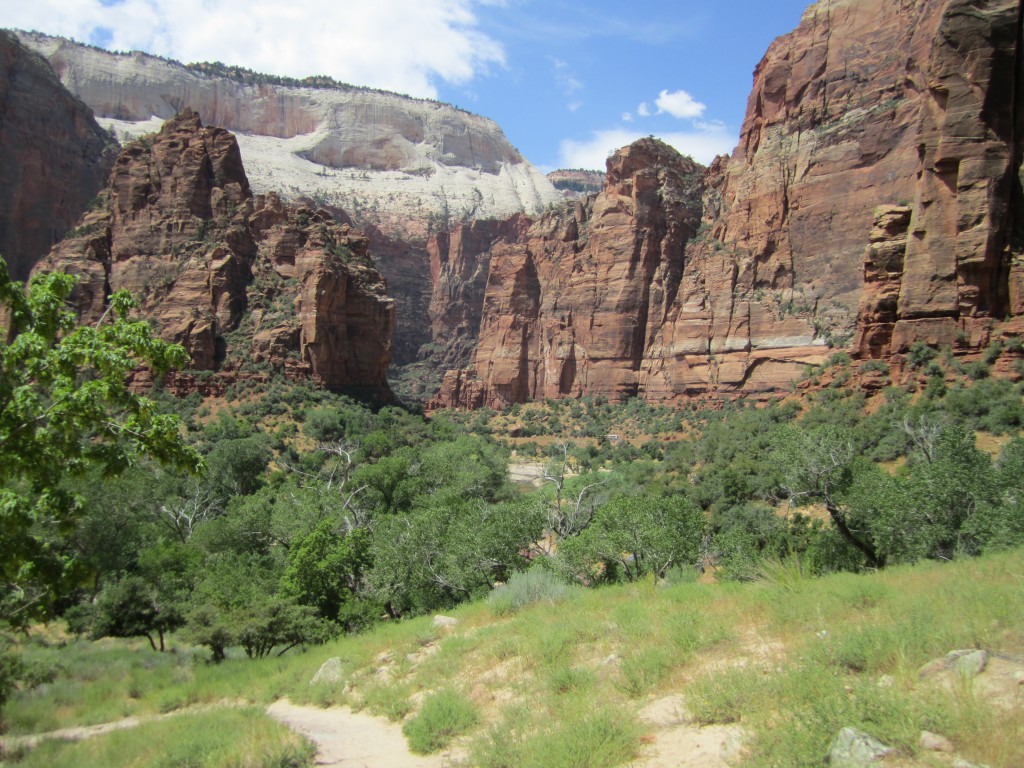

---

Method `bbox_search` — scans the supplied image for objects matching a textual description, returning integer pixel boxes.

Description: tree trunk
[825,499,886,569]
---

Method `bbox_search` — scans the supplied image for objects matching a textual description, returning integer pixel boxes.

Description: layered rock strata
[38,111,394,400]
[15,31,561,238]
[0,30,113,280]
[434,0,1024,408]
[432,138,706,408]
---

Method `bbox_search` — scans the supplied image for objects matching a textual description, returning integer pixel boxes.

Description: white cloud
[1,0,505,99]
[557,126,735,170]
[655,89,705,119]
[637,102,651,117]
[621,112,633,122]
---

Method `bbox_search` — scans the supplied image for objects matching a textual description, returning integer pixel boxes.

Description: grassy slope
[3,548,1022,767]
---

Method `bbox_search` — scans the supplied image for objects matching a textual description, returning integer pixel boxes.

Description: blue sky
[442,0,811,170]
[1,0,813,170]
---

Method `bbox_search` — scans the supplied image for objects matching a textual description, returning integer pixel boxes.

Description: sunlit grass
[3,548,1022,767]
[2,708,313,767]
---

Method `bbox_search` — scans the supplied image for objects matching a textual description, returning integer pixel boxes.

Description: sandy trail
[266,699,452,768]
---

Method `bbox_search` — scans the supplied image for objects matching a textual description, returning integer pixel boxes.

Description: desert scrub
[470,705,639,768]
[4,707,314,768]
[488,567,572,615]
[402,689,478,754]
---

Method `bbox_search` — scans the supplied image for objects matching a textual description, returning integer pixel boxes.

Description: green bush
[470,706,639,768]
[488,567,571,616]
[907,341,938,369]
[402,689,478,753]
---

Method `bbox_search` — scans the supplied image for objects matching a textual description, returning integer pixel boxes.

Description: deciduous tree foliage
[0,257,200,624]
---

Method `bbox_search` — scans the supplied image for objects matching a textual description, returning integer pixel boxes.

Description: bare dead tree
[894,414,944,465]
[157,483,224,543]
[279,441,370,532]
[317,442,370,531]
[540,442,608,551]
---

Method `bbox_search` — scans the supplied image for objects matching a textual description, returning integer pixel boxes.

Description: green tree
[0,258,200,626]
[280,522,372,628]
[557,494,706,583]
[368,498,543,617]
[774,425,885,568]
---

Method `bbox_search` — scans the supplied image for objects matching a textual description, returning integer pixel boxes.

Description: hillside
[2,550,1021,767]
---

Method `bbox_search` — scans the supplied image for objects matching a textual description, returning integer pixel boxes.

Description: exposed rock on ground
[829,727,894,767]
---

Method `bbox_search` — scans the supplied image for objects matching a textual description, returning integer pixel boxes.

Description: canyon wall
[434,0,1024,407]
[38,111,394,401]
[15,31,560,235]
[0,31,112,280]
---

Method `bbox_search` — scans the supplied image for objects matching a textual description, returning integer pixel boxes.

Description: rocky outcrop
[38,111,394,400]
[15,31,561,243]
[0,30,113,280]
[547,169,606,198]
[434,0,1024,408]
[433,138,705,408]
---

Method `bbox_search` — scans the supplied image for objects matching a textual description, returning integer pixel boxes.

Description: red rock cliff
[0,30,112,280]
[38,111,394,401]
[434,0,1024,408]
[433,139,704,408]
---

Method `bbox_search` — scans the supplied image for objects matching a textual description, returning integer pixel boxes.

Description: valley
[1,0,1024,766]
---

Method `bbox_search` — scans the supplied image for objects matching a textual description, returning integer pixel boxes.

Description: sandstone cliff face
[433,139,705,408]
[16,32,561,243]
[434,0,1024,408]
[39,111,394,400]
[0,31,112,280]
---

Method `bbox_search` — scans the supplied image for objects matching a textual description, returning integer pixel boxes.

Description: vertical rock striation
[432,138,705,408]
[433,0,1024,408]
[0,30,113,280]
[38,111,394,400]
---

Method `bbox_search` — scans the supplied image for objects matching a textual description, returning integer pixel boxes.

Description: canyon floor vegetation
[2,263,1024,766]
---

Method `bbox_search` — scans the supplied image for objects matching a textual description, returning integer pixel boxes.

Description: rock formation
[0,30,113,280]
[38,110,394,401]
[15,31,561,239]
[432,138,705,408]
[433,0,1024,408]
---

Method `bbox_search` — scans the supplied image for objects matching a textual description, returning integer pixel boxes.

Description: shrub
[906,342,938,370]
[963,360,990,380]
[488,567,571,616]
[402,689,478,753]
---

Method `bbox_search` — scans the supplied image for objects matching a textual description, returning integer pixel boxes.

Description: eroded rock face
[38,111,393,400]
[715,0,1024,367]
[0,30,112,280]
[434,0,1024,408]
[432,138,705,408]
[16,31,561,241]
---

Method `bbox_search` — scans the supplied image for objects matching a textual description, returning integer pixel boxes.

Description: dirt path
[266,699,454,768]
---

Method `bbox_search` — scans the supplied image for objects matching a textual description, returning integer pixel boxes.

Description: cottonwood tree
[557,494,706,583]
[0,257,200,626]
[774,425,885,568]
